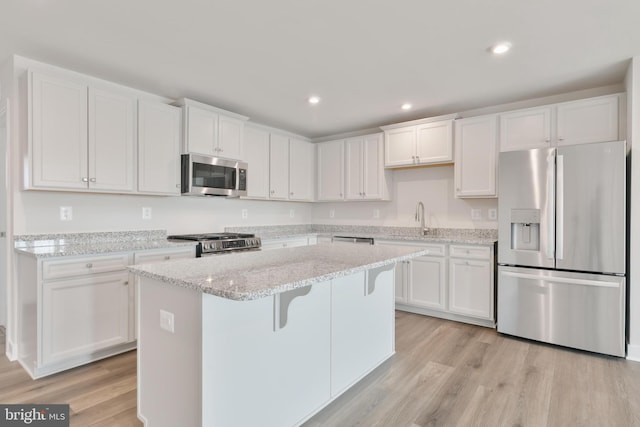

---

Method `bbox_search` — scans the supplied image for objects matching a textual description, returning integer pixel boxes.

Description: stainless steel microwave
[181,153,248,197]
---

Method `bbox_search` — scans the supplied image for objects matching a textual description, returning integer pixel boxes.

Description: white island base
[137,264,395,427]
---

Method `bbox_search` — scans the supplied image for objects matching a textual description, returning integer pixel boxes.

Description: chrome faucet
[415,201,428,236]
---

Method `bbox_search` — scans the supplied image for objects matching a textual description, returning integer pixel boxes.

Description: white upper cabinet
[88,87,136,192]
[137,100,182,195]
[243,126,271,199]
[317,139,345,201]
[382,115,456,168]
[415,120,454,164]
[289,138,314,201]
[345,133,390,200]
[499,93,622,152]
[177,98,248,160]
[30,71,88,190]
[556,95,620,146]
[28,71,136,192]
[269,133,290,200]
[500,106,552,152]
[454,114,498,198]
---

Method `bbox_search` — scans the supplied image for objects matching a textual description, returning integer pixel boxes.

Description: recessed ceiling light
[491,42,512,55]
[308,96,320,105]
[401,103,412,111]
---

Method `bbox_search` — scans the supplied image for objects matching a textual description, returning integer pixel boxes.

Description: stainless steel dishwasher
[331,236,375,245]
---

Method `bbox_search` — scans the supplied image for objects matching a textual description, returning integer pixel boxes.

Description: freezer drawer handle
[501,271,620,288]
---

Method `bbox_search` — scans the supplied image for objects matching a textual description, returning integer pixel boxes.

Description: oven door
[181,154,247,197]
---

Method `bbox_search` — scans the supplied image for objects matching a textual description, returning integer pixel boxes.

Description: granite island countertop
[128,242,429,301]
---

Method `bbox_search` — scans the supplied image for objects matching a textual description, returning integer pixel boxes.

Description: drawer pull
[86,263,93,268]
[164,256,171,260]
[124,281,129,286]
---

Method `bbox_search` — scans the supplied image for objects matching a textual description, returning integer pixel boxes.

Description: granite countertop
[226,225,498,245]
[128,243,429,301]
[14,230,196,258]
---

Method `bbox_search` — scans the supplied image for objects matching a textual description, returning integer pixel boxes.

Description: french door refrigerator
[497,140,626,357]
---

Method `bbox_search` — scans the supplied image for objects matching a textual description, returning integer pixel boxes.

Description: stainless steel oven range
[168,232,261,257]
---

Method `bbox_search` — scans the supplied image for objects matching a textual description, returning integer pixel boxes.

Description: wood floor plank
[2,312,640,427]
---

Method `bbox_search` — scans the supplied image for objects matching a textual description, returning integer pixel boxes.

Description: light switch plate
[289,209,295,218]
[471,209,482,220]
[373,209,380,219]
[160,309,175,333]
[241,209,248,219]
[329,209,335,218]
[488,208,497,220]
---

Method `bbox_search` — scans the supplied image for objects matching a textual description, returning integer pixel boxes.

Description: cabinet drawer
[376,240,445,257]
[134,247,195,264]
[43,253,132,280]
[450,245,491,260]
[420,244,446,257]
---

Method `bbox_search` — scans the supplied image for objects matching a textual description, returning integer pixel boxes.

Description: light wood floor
[2,312,640,426]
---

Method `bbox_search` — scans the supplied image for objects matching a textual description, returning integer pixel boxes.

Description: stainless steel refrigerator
[497,140,626,357]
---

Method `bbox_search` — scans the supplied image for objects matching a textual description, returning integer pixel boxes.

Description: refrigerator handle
[556,155,564,260]
[546,153,555,259]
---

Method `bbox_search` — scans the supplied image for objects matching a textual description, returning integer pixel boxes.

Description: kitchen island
[128,243,429,427]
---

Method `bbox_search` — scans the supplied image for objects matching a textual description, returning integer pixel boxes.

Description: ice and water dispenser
[510,209,540,251]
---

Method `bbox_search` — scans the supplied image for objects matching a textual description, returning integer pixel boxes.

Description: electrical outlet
[142,207,152,220]
[241,209,248,219]
[60,206,73,221]
[471,209,482,220]
[289,209,295,218]
[373,209,380,219]
[160,309,175,333]
[329,209,335,218]
[488,208,497,220]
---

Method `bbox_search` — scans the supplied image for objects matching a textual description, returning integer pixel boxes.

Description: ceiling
[1,0,639,139]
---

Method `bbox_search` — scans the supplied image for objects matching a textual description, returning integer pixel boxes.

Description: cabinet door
[454,115,498,198]
[362,133,386,200]
[202,284,331,427]
[449,259,493,320]
[416,120,453,164]
[138,100,182,194]
[289,138,314,201]
[243,127,271,199]
[185,106,217,156]
[499,107,552,152]
[408,255,446,311]
[260,237,309,250]
[331,267,394,396]
[384,127,415,167]
[218,115,244,159]
[269,134,289,199]
[556,95,619,146]
[317,139,345,201]
[394,261,408,304]
[42,271,130,364]
[345,137,364,200]
[30,71,88,189]
[88,87,136,192]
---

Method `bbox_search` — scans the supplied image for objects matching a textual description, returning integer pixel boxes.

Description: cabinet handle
[290,192,294,196]
[283,243,288,247]
[164,256,171,260]
[545,138,551,143]
[558,137,564,141]
[124,281,129,286]
[90,178,96,182]
[456,187,461,191]
[270,190,275,194]
[416,156,420,163]
[340,192,343,197]
[176,184,181,188]
[82,177,89,182]
[86,263,93,268]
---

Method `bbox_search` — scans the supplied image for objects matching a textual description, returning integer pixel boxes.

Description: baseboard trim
[627,343,640,361]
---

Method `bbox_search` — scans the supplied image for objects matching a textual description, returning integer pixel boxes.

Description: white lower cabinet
[449,245,493,319]
[378,240,495,327]
[331,266,394,396]
[17,246,195,379]
[260,235,316,250]
[42,271,131,365]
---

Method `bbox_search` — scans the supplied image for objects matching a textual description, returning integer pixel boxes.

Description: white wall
[312,166,498,229]
[15,191,313,235]
[626,57,640,361]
